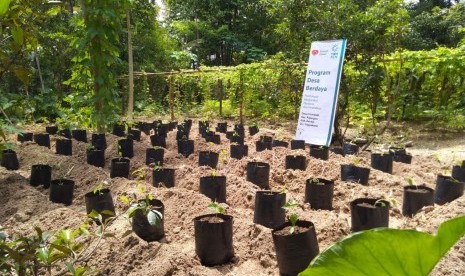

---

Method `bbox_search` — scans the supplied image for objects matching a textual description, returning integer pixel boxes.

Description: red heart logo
[311,49,319,56]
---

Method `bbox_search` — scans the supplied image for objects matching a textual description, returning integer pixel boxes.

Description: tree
[69,0,125,132]
[165,0,276,66]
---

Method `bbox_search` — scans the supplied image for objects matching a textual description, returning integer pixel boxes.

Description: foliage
[66,0,126,132]
[208,201,225,215]
[165,0,276,66]
[0,212,115,276]
[122,194,163,226]
[300,215,465,276]
[92,180,108,195]
[1,0,464,132]
[282,199,298,234]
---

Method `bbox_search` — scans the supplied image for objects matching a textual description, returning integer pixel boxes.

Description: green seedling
[92,180,108,195]
[219,149,228,165]
[208,201,225,215]
[374,198,397,208]
[406,176,415,186]
[0,217,113,276]
[124,194,163,226]
[211,170,218,177]
[309,177,323,185]
[131,167,147,193]
[352,157,360,166]
[282,199,299,234]
[152,161,163,171]
[117,142,123,158]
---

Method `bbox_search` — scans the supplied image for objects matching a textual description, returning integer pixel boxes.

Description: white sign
[295,39,347,146]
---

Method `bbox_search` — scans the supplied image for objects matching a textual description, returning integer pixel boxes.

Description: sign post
[295,39,347,146]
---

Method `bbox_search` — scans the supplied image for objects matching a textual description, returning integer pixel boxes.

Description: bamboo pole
[126,9,134,121]
[169,76,175,121]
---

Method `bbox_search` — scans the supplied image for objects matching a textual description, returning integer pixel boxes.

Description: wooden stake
[169,76,175,121]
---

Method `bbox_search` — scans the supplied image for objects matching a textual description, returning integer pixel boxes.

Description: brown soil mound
[0,122,464,275]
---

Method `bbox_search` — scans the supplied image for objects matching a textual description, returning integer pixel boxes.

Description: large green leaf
[300,215,465,276]
[0,0,11,16]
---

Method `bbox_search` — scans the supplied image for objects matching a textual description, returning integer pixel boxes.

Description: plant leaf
[11,27,24,46]
[147,210,162,226]
[120,195,129,204]
[0,0,11,16]
[121,229,133,238]
[50,243,73,255]
[101,210,115,216]
[299,215,465,276]
[36,247,49,262]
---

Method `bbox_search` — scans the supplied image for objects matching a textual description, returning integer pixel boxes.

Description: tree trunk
[35,50,45,93]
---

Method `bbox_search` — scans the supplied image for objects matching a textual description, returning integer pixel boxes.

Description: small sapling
[282,199,298,234]
[124,194,163,226]
[92,180,108,195]
[208,201,225,215]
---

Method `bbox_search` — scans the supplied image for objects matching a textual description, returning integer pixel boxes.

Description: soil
[357,202,379,209]
[198,216,225,223]
[406,187,432,194]
[0,121,464,275]
[273,225,312,236]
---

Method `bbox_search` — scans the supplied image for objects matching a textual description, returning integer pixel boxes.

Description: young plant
[152,161,163,171]
[352,157,360,166]
[282,199,299,234]
[0,214,115,276]
[208,201,225,215]
[86,144,96,151]
[131,167,146,193]
[92,180,109,195]
[308,177,323,185]
[406,176,415,186]
[117,142,123,159]
[0,121,20,159]
[374,192,397,208]
[122,194,163,226]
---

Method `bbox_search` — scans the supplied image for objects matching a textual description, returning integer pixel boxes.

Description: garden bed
[0,122,464,275]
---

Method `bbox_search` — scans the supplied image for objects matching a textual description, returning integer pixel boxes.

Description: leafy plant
[352,157,360,166]
[406,176,415,186]
[308,177,323,185]
[300,215,465,276]
[0,121,21,159]
[92,180,108,195]
[122,194,163,226]
[131,167,148,193]
[0,210,116,276]
[208,201,225,215]
[282,199,299,234]
[374,196,397,208]
[152,161,163,171]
